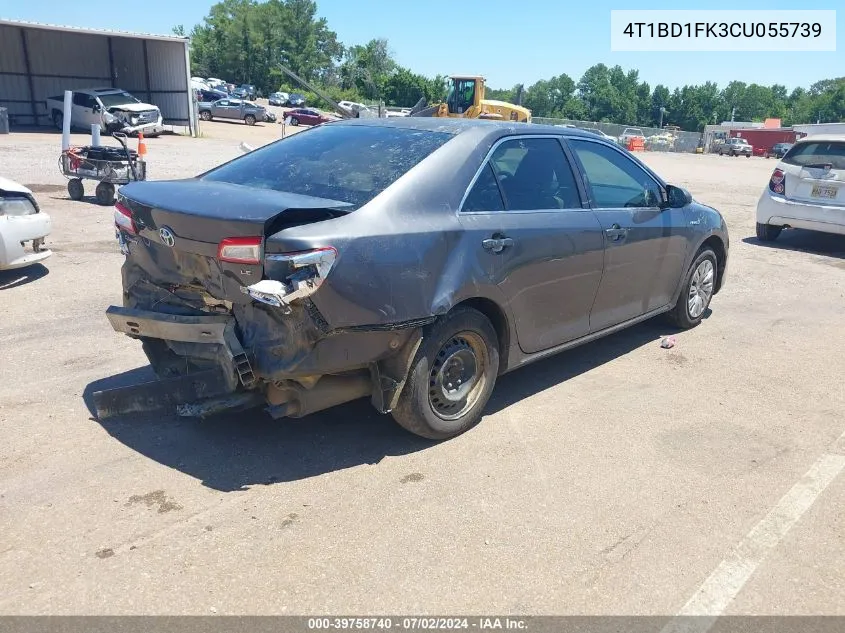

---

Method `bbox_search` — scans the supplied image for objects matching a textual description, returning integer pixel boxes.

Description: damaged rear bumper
[95,305,426,422]
[106,306,256,389]
[92,306,258,420]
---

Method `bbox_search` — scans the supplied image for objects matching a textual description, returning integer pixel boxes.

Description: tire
[67,178,84,201]
[666,247,718,330]
[756,222,782,242]
[290,117,299,126]
[391,307,500,440]
[53,111,64,131]
[244,114,256,126]
[95,182,115,206]
[199,110,212,121]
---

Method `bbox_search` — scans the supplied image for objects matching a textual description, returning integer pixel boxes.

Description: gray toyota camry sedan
[98,118,729,440]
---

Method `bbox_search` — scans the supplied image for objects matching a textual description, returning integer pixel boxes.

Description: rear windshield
[783,141,845,170]
[201,124,454,208]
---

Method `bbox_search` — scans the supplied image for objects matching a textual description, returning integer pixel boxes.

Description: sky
[1,0,842,91]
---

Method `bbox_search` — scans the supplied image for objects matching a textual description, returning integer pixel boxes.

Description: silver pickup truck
[197,98,268,125]
[45,88,164,136]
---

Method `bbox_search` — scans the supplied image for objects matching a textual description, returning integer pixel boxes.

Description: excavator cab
[445,77,482,115]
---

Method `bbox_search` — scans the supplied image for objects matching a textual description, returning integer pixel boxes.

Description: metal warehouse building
[0,19,197,135]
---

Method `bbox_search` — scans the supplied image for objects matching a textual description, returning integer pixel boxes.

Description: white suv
[755,135,845,241]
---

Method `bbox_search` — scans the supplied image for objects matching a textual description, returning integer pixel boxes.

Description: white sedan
[0,177,52,270]
[756,135,845,241]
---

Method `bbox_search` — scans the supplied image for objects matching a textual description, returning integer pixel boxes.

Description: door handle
[605,224,628,241]
[482,237,514,253]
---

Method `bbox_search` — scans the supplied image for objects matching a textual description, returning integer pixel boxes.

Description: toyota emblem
[159,227,176,247]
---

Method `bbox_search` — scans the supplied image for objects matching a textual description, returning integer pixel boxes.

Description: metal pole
[62,90,72,151]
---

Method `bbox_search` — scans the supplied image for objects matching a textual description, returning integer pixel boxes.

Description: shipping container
[729,128,798,156]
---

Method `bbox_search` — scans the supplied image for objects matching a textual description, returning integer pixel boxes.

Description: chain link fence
[533,117,704,153]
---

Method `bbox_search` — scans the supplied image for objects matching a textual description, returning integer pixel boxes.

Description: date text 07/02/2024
[621,22,823,38]
[307,617,528,630]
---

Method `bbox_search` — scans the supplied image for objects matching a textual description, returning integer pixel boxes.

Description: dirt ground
[1,122,844,616]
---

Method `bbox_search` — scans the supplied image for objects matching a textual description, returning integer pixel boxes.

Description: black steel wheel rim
[428,331,488,421]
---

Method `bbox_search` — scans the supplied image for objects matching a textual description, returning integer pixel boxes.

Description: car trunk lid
[782,141,845,207]
[117,179,351,302]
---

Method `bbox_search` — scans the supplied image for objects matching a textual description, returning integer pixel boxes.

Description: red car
[283,108,334,126]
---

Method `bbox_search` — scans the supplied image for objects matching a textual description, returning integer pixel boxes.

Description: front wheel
[53,111,64,131]
[244,114,256,125]
[67,178,84,200]
[391,307,500,440]
[666,248,718,330]
[289,117,299,126]
[199,110,212,121]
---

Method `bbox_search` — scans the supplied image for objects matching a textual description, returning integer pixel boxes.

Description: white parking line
[661,432,845,633]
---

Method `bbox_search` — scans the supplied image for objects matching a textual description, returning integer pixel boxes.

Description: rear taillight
[769,168,785,194]
[243,247,338,312]
[114,201,137,233]
[218,236,263,264]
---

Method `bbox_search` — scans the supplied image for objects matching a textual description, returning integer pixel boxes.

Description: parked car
[102,119,729,439]
[719,137,753,157]
[287,93,306,107]
[0,177,52,271]
[198,99,267,125]
[236,84,257,99]
[46,88,164,136]
[283,108,334,126]
[767,142,794,159]
[269,92,289,106]
[756,135,845,241]
[618,127,645,147]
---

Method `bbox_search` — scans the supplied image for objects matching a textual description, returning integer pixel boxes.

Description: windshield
[201,124,453,209]
[98,91,142,108]
[783,141,845,170]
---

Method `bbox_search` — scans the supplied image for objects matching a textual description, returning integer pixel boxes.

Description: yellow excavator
[275,64,531,124]
[409,76,531,123]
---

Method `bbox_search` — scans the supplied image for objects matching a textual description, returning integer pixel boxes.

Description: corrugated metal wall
[0,23,192,131]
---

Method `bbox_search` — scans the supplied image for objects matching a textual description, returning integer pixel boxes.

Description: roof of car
[330,116,604,140]
[794,134,845,143]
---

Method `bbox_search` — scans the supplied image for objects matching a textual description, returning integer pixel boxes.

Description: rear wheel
[199,110,212,121]
[290,117,299,126]
[756,222,782,242]
[391,307,499,440]
[244,114,256,126]
[666,247,718,330]
[53,111,64,131]
[67,178,84,201]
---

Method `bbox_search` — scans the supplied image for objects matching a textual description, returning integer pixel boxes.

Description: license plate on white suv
[811,185,839,199]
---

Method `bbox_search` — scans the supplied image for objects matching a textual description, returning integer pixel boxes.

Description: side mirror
[665,184,692,208]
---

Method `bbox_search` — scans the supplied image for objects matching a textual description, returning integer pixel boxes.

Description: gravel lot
[1,122,844,616]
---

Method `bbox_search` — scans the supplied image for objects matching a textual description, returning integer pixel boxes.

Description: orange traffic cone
[137,133,147,158]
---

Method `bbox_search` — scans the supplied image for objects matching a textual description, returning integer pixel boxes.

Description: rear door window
[782,141,845,170]
[462,164,505,212]
[202,124,453,209]
[72,93,95,108]
[487,137,582,210]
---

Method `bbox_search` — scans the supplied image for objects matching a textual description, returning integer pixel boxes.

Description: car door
[458,135,605,354]
[565,137,690,332]
[71,93,97,128]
